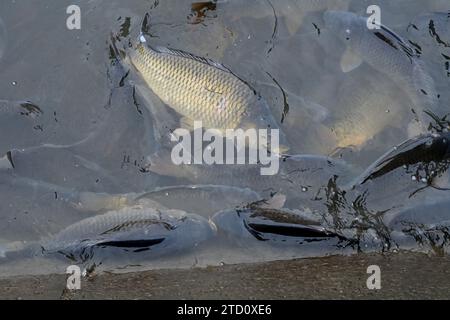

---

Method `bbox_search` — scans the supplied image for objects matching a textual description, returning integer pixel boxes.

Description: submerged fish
[211,133,450,252]
[315,73,406,152]
[225,0,349,35]
[147,150,356,210]
[323,11,438,132]
[134,185,261,217]
[346,132,450,214]
[1,206,215,263]
[72,185,262,217]
[3,145,124,192]
[0,86,159,193]
[112,16,289,152]
[212,197,344,244]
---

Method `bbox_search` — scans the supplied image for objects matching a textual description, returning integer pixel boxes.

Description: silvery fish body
[345,132,450,215]
[212,204,344,244]
[324,11,438,130]
[116,33,289,153]
[134,185,262,217]
[25,206,215,263]
[126,35,284,134]
[148,151,356,210]
[326,75,404,149]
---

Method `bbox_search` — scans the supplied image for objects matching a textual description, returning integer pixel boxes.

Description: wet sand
[1,252,449,299]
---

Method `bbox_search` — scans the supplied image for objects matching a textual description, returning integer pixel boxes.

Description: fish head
[323,10,364,47]
[109,30,147,71]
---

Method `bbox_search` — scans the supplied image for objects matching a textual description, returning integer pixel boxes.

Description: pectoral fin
[180,117,195,132]
[284,12,305,36]
[340,48,363,73]
[259,194,286,210]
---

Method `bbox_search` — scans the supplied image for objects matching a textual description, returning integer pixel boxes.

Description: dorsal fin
[154,45,233,73]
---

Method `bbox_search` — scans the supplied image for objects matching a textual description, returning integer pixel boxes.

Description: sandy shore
[0,252,449,300]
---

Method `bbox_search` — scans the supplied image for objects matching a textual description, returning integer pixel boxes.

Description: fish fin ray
[340,48,363,73]
[284,11,305,36]
[261,193,286,210]
[180,117,195,132]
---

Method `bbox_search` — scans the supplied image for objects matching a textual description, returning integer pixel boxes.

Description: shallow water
[0,0,450,276]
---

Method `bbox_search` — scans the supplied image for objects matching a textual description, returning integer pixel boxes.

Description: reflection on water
[0,0,450,276]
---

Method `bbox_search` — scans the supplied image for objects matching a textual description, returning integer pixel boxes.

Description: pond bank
[0,252,449,299]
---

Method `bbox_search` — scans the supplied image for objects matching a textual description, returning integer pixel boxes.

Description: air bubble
[301,187,308,192]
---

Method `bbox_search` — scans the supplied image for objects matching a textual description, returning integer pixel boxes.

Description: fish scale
[128,41,256,131]
[40,206,212,254]
[324,11,439,133]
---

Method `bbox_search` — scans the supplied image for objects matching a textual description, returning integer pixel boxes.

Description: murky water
[0,0,449,277]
